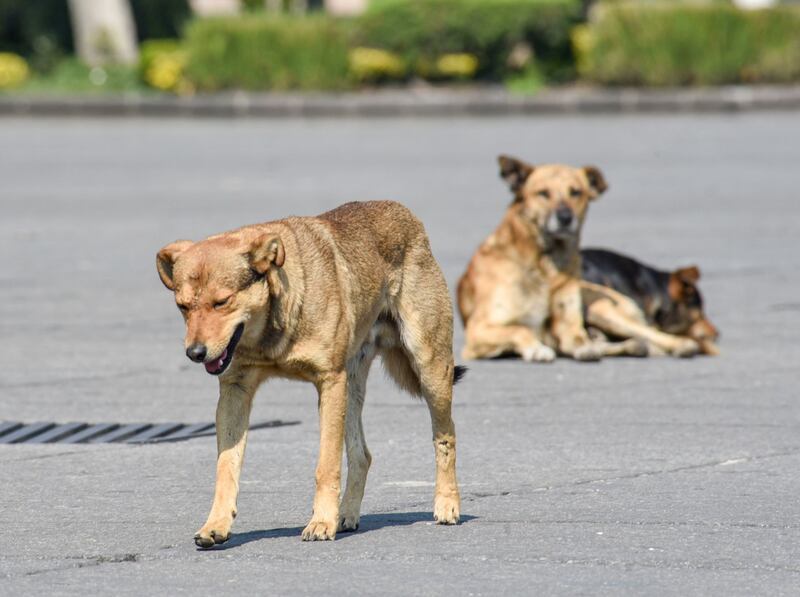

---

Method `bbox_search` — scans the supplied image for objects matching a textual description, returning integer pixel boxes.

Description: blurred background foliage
[1,0,799,93]
[575,2,800,86]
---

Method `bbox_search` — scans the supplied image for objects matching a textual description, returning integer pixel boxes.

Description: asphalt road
[1,114,798,595]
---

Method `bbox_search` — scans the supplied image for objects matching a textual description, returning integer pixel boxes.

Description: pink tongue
[204,349,228,373]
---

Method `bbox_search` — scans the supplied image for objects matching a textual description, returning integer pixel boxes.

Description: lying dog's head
[498,155,607,242]
[661,265,720,355]
[156,231,284,376]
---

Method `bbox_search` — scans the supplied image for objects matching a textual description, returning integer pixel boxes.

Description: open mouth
[204,323,244,376]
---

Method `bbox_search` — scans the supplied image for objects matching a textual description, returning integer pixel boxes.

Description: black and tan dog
[457,155,642,362]
[157,201,463,547]
[581,248,719,356]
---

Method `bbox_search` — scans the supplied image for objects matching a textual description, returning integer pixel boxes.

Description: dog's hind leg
[421,364,460,525]
[592,337,649,358]
[339,341,377,532]
[391,264,460,525]
[586,298,699,357]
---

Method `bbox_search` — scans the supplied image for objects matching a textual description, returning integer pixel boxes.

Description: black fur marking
[453,365,468,385]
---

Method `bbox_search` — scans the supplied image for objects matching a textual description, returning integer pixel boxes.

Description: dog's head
[498,155,607,242]
[660,265,720,355]
[156,231,285,376]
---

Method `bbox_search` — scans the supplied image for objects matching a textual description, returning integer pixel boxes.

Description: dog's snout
[186,343,208,363]
[691,319,719,342]
[556,205,573,227]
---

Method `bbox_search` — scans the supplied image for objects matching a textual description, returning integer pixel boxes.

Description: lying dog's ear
[156,240,194,291]
[249,233,285,274]
[668,266,701,300]
[498,155,534,194]
[676,265,700,283]
[583,166,608,198]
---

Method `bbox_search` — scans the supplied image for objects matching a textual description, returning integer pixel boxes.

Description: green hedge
[184,15,351,91]
[357,0,581,81]
[578,2,800,86]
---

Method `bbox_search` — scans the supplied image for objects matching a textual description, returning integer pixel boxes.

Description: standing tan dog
[156,201,463,547]
[458,156,643,362]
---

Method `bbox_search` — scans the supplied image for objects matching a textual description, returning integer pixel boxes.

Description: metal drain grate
[0,420,299,445]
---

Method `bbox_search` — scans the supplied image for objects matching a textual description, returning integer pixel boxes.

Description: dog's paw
[670,338,700,358]
[433,494,460,525]
[338,513,360,533]
[573,344,603,362]
[521,344,556,363]
[302,519,337,541]
[624,338,650,358]
[194,520,232,549]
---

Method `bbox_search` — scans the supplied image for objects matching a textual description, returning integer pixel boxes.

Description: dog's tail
[453,365,468,385]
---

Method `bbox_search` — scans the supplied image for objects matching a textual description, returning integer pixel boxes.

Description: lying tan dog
[458,156,642,362]
[156,201,463,547]
[581,248,720,357]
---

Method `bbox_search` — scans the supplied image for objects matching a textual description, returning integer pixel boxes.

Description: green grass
[504,66,547,95]
[10,59,147,94]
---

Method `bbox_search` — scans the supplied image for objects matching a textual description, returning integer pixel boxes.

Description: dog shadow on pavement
[207,512,478,550]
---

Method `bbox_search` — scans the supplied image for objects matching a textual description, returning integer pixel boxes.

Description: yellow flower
[571,25,595,77]
[349,47,406,82]
[0,53,30,89]
[436,53,479,79]
[145,52,188,92]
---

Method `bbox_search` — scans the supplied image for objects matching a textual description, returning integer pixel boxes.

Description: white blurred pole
[190,0,240,15]
[732,0,776,8]
[67,0,139,66]
[324,0,367,16]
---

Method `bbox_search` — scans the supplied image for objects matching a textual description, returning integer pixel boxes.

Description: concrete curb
[2,85,800,117]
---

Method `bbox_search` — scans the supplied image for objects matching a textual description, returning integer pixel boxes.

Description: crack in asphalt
[526,447,800,493]
[471,519,800,530]
[17,553,140,579]
[452,447,800,503]
[2,450,89,463]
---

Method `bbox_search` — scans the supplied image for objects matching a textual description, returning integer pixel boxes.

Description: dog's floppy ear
[676,265,700,283]
[583,166,608,198]
[498,155,534,194]
[156,240,193,291]
[248,233,285,274]
[668,266,701,301]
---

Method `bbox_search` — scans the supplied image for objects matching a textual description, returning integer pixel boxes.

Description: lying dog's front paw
[433,494,460,525]
[302,519,337,541]
[624,338,650,358]
[670,338,700,358]
[194,521,232,549]
[521,344,556,363]
[573,344,603,362]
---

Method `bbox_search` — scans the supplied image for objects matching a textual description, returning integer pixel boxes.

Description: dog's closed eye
[537,190,550,199]
[213,296,232,310]
[569,187,581,197]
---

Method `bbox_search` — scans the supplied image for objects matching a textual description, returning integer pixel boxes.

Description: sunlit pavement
[1,114,798,595]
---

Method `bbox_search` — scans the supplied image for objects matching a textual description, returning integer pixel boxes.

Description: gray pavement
[0,114,798,595]
[4,85,800,117]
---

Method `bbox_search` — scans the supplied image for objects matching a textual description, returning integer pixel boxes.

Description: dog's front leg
[551,281,601,362]
[302,371,347,541]
[194,379,255,548]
